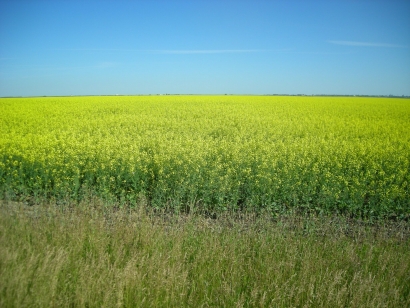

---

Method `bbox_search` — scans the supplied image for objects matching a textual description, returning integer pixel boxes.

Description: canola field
[0,96,409,219]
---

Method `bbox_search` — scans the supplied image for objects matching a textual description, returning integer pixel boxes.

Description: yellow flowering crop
[0,95,409,219]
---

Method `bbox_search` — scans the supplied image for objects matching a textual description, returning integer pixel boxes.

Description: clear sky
[1,0,409,96]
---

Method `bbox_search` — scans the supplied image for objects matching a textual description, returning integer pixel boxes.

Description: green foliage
[0,96,409,219]
[1,201,409,307]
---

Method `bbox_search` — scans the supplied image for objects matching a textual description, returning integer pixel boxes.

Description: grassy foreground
[1,199,409,307]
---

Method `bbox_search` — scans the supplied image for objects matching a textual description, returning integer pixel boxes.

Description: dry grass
[1,199,409,307]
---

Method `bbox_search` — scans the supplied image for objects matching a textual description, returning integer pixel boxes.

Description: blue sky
[0,0,409,96]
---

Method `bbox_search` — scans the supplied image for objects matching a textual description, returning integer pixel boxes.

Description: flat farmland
[1,95,410,307]
[0,95,409,219]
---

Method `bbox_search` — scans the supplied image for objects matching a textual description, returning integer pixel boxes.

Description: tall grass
[1,199,409,307]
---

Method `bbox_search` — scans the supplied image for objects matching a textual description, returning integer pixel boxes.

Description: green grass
[1,199,409,307]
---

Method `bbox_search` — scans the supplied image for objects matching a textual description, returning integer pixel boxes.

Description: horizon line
[2,94,409,98]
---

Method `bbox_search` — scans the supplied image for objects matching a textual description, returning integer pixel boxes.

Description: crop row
[0,96,409,219]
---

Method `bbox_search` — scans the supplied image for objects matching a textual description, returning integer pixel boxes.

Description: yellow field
[1,96,409,219]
